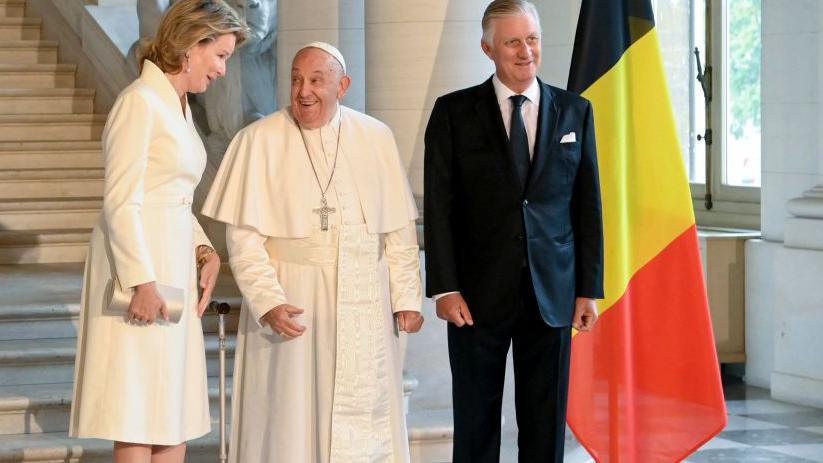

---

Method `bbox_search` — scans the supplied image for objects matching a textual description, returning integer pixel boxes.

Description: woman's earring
[185,55,191,73]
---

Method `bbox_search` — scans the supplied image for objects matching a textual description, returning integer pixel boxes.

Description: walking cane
[210,300,232,463]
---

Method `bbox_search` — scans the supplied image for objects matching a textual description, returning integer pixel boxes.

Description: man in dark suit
[424,1,604,461]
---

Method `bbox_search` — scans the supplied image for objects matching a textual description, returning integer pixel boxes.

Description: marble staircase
[0,263,243,462]
[0,263,456,462]
[0,0,103,266]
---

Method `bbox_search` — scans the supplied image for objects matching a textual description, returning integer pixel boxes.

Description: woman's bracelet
[196,246,216,269]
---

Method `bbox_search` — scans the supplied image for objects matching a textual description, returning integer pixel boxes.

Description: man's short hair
[481,0,542,45]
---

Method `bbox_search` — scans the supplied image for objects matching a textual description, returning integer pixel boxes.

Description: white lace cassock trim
[329,224,392,463]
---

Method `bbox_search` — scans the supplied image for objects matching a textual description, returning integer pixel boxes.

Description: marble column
[745,0,822,395]
[784,185,823,250]
[276,0,365,111]
[364,1,493,196]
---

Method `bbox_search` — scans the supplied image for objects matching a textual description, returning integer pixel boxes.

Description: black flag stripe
[567,0,656,94]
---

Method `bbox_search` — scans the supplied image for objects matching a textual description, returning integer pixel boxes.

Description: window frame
[690,0,761,229]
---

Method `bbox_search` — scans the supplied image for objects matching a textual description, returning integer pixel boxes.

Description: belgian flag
[566,1,727,461]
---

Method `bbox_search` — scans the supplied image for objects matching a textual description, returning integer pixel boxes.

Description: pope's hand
[395,310,424,333]
[435,293,474,327]
[263,304,307,338]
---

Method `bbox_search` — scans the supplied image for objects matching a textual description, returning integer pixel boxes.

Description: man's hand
[395,310,424,333]
[262,304,307,338]
[572,297,598,331]
[435,293,474,327]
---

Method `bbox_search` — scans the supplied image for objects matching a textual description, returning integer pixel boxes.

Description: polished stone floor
[560,375,823,463]
[683,375,823,462]
[406,285,823,462]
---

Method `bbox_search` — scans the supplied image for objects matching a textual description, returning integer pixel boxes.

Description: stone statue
[131,0,277,248]
[131,0,277,157]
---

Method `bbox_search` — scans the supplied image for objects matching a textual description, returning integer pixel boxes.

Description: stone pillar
[745,0,822,395]
[784,185,823,250]
[364,1,493,196]
[276,0,365,111]
[364,6,490,454]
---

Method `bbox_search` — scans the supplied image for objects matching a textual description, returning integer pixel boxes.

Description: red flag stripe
[568,225,727,462]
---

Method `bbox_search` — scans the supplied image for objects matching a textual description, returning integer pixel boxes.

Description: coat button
[523,199,529,206]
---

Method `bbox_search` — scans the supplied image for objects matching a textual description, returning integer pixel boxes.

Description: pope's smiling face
[290,48,351,129]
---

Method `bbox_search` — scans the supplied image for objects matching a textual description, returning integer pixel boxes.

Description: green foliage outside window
[728,0,761,139]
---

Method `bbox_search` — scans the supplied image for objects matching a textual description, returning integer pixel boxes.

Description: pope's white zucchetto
[298,41,347,75]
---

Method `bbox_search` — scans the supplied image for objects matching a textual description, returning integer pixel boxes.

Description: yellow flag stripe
[583,28,696,313]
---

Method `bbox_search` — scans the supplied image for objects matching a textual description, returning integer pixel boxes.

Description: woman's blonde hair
[138,0,249,73]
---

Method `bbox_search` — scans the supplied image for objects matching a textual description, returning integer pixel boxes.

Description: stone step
[0,430,223,463]
[408,409,453,463]
[0,199,102,233]
[0,0,24,19]
[0,17,39,41]
[0,378,234,436]
[0,40,57,65]
[0,89,94,115]
[0,207,98,232]
[0,229,90,264]
[0,295,242,341]
[0,406,449,463]
[0,114,105,142]
[0,335,237,387]
[0,263,243,339]
[0,64,76,89]
[0,346,416,436]
[0,371,421,436]
[0,169,103,181]
[0,302,80,341]
[0,171,103,200]
[0,141,101,169]
[0,199,102,212]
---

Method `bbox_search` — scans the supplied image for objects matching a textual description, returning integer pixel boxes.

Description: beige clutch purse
[103,279,185,323]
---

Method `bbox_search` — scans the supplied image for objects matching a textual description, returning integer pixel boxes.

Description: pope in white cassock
[202,42,424,463]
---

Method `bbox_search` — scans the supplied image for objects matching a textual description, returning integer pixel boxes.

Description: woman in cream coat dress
[69,2,246,462]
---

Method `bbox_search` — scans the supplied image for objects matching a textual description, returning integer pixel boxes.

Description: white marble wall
[277,0,365,111]
[534,0,581,88]
[744,1,823,405]
[760,0,821,241]
[363,1,492,195]
[744,239,775,389]
[746,240,823,406]
[362,0,580,195]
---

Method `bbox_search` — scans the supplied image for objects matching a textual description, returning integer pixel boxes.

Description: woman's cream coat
[69,61,212,445]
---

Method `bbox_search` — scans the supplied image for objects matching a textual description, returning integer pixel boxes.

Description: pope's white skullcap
[297,41,347,74]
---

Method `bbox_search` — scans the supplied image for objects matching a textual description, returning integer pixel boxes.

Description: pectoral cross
[313,196,336,231]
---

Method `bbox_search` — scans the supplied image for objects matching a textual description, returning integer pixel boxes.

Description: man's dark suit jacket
[424,77,604,327]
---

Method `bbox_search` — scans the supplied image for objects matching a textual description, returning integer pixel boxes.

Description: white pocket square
[560,132,577,143]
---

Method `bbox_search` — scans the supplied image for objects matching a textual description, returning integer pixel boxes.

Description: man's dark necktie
[508,94,530,191]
